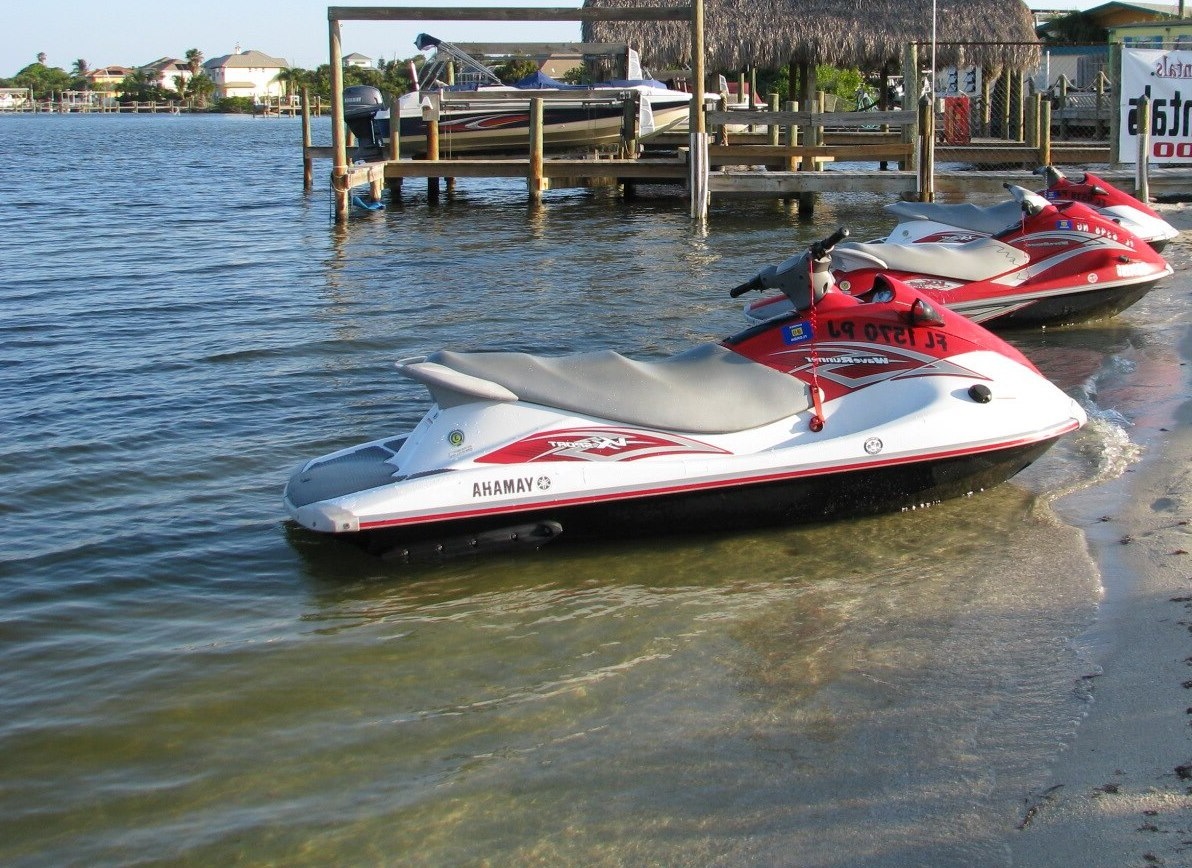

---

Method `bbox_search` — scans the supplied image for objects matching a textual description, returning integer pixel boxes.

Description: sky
[5,0,1097,77]
[2,1,592,75]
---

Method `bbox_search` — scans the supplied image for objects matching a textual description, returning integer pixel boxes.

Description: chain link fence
[922,42,1113,144]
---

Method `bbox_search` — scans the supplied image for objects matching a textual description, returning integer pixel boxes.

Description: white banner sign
[1120,47,1192,163]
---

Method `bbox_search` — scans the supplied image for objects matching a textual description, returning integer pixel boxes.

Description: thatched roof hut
[582,0,1040,76]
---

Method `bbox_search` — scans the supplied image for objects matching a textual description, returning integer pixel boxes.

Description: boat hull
[351,95,691,157]
[945,277,1162,328]
[290,434,1061,557]
[406,99,688,156]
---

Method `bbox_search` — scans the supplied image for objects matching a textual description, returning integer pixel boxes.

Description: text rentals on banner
[1121,47,1192,163]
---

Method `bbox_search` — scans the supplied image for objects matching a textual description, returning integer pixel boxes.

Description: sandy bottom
[1007,203,1192,867]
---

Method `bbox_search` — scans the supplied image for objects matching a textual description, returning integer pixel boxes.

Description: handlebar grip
[822,227,849,249]
[810,227,849,258]
[729,276,764,297]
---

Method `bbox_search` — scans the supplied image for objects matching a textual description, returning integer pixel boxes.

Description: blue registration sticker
[1056,219,1072,230]
[783,321,814,344]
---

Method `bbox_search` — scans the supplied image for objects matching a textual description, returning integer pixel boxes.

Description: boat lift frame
[326,4,706,222]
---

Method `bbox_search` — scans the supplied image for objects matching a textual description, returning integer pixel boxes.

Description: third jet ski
[743,185,1172,329]
[882,166,1178,252]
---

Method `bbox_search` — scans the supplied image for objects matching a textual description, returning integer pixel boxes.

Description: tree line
[3,48,881,111]
[0,49,544,108]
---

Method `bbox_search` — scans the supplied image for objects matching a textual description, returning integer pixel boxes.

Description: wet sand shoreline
[1008,205,1192,866]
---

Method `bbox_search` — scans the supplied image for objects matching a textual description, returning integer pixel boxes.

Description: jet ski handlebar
[809,227,850,260]
[729,228,850,299]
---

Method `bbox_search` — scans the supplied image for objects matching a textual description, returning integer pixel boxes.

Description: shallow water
[1,113,1188,865]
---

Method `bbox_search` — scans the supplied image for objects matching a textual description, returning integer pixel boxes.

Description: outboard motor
[342,85,385,157]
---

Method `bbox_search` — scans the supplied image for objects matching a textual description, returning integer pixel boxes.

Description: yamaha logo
[864,437,884,454]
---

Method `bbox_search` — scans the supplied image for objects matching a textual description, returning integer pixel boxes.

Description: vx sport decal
[477,427,729,464]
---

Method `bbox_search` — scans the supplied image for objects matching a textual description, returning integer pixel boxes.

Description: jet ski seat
[832,235,1031,284]
[399,343,812,434]
[883,199,1025,236]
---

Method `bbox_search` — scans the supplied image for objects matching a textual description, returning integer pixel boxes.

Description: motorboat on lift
[342,34,693,159]
[284,230,1086,561]
[743,184,1172,328]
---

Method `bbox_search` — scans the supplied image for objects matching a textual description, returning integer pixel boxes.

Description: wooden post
[767,92,780,146]
[427,118,440,200]
[620,91,639,157]
[1000,72,1012,140]
[1110,42,1122,166]
[529,97,546,200]
[1012,71,1025,142]
[798,98,820,217]
[690,0,705,136]
[1057,74,1069,140]
[1038,99,1051,167]
[981,69,994,137]
[689,0,707,221]
[387,92,401,162]
[329,17,349,222]
[902,43,919,172]
[784,99,798,170]
[918,94,935,202]
[301,86,313,191]
[385,91,402,196]
[1095,71,1107,139]
[1025,92,1039,151]
[1136,95,1150,202]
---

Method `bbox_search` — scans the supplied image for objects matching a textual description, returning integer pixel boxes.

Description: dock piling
[302,87,313,191]
[529,98,545,200]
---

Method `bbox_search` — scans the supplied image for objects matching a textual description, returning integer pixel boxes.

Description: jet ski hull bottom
[952,277,1163,329]
[316,435,1060,558]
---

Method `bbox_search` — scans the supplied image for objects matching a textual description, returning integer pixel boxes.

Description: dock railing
[703,106,918,170]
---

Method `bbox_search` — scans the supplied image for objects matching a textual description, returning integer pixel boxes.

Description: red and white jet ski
[744,185,1172,328]
[284,230,1086,561]
[883,166,1178,252]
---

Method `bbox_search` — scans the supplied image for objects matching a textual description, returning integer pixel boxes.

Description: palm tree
[71,58,90,92]
[188,72,215,108]
[37,52,47,65]
[273,66,305,100]
[185,48,203,76]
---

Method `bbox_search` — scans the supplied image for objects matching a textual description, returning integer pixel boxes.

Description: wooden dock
[309,90,1187,218]
[312,6,1192,221]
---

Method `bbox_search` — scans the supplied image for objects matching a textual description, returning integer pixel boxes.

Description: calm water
[1,113,1188,865]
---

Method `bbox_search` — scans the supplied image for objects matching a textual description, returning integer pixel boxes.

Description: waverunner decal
[477,427,728,464]
[778,341,989,391]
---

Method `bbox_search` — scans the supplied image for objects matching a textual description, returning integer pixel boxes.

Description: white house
[342,52,373,68]
[140,57,191,93]
[202,49,289,99]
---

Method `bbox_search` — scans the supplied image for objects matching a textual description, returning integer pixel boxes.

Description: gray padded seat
[832,235,1031,283]
[404,344,812,434]
[883,199,1026,236]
